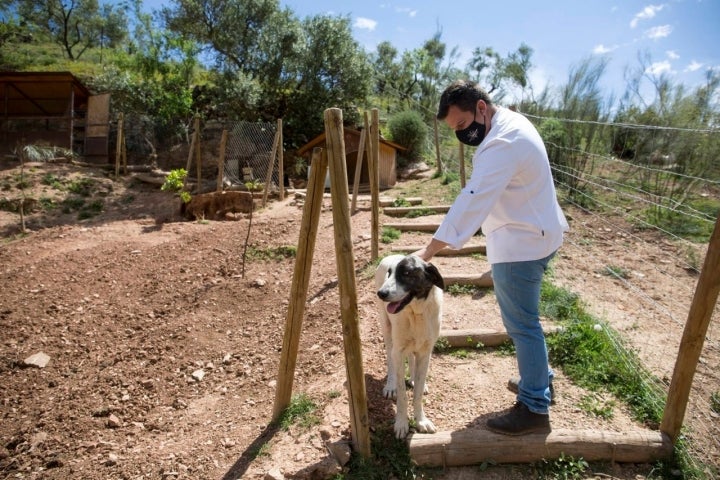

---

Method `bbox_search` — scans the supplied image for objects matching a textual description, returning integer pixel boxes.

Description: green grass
[276,393,320,431]
[247,245,297,261]
[380,227,401,244]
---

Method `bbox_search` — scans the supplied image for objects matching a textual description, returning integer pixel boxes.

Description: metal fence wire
[221,120,278,188]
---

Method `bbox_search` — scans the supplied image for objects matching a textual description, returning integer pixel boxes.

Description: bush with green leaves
[161,169,191,203]
[388,110,427,165]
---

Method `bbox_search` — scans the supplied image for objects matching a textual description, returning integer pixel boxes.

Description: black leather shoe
[486,402,551,436]
[507,377,556,404]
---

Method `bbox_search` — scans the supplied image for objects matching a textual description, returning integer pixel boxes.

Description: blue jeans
[491,251,556,415]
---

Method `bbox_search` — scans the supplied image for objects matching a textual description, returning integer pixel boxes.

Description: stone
[264,467,285,480]
[23,352,50,368]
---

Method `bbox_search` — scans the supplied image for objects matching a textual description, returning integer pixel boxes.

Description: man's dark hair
[436,80,493,120]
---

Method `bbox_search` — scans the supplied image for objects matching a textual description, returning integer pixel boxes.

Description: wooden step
[383,205,450,216]
[408,428,673,467]
[391,244,486,256]
[383,222,440,232]
[439,326,560,348]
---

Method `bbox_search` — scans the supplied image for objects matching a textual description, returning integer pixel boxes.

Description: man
[413,79,569,435]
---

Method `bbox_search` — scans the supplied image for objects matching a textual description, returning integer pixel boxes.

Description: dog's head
[377,255,444,315]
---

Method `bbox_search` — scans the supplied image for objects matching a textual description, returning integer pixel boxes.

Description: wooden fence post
[369,108,380,262]
[263,123,280,207]
[350,120,367,214]
[272,147,328,420]
[195,117,202,189]
[216,129,228,192]
[324,107,371,458]
[184,116,198,190]
[115,112,124,179]
[661,213,720,442]
[278,118,284,201]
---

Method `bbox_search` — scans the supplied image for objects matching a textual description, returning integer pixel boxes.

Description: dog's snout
[377,289,389,300]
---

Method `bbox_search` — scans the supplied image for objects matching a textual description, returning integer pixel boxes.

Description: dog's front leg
[412,352,436,434]
[381,315,397,399]
[391,348,410,438]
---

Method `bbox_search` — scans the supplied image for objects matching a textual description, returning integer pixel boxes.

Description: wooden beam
[409,428,673,467]
[440,326,560,348]
[379,197,423,207]
[383,205,450,216]
[391,244,486,256]
[384,222,440,232]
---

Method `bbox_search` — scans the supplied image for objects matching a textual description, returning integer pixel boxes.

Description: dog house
[0,71,110,162]
[296,128,404,189]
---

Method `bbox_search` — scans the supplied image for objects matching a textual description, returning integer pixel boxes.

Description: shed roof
[0,71,91,117]
[296,128,405,156]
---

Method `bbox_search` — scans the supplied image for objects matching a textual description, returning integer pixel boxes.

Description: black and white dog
[375,254,444,438]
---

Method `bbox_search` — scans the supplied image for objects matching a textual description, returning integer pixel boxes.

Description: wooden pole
[216,129,228,192]
[324,107,371,458]
[263,124,281,208]
[661,213,720,442]
[114,113,123,179]
[278,118,284,201]
[272,147,328,421]
[350,117,368,214]
[194,116,202,189]
[434,117,442,175]
[409,428,673,467]
[184,116,198,190]
[369,108,380,262]
[121,123,127,175]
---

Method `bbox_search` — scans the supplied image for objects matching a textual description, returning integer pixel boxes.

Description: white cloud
[354,17,377,31]
[630,4,665,28]
[395,7,418,17]
[685,61,704,72]
[666,50,679,60]
[593,44,618,54]
[645,60,673,75]
[644,24,673,40]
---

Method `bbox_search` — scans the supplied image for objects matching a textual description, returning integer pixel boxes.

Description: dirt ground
[0,159,718,479]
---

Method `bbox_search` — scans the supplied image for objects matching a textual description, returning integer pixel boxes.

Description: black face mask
[455,111,486,146]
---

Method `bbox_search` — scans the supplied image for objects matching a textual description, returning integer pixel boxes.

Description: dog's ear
[425,263,445,290]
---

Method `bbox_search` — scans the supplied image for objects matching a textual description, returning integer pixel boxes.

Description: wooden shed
[296,128,404,189]
[0,71,110,163]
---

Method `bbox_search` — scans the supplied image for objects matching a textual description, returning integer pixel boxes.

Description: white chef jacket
[433,107,569,264]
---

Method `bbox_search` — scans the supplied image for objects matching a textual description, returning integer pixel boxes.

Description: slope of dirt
[0,160,717,479]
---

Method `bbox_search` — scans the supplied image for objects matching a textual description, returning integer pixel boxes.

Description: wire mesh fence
[221,120,278,189]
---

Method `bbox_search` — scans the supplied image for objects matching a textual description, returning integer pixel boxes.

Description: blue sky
[279,0,719,104]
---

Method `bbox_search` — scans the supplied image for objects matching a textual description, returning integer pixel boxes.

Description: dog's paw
[394,418,410,439]
[415,417,437,434]
[383,383,397,399]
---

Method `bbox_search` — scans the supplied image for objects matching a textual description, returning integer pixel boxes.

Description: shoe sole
[487,424,552,436]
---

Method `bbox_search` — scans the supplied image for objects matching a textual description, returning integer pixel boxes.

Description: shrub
[388,110,427,165]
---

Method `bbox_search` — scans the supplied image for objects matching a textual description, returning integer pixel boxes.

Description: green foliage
[391,197,411,207]
[446,284,480,296]
[387,110,427,163]
[161,169,191,203]
[577,393,616,419]
[711,391,720,415]
[535,453,589,480]
[602,265,630,279]
[542,281,665,426]
[380,227,401,244]
[247,245,297,261]
[276,394,319,431]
